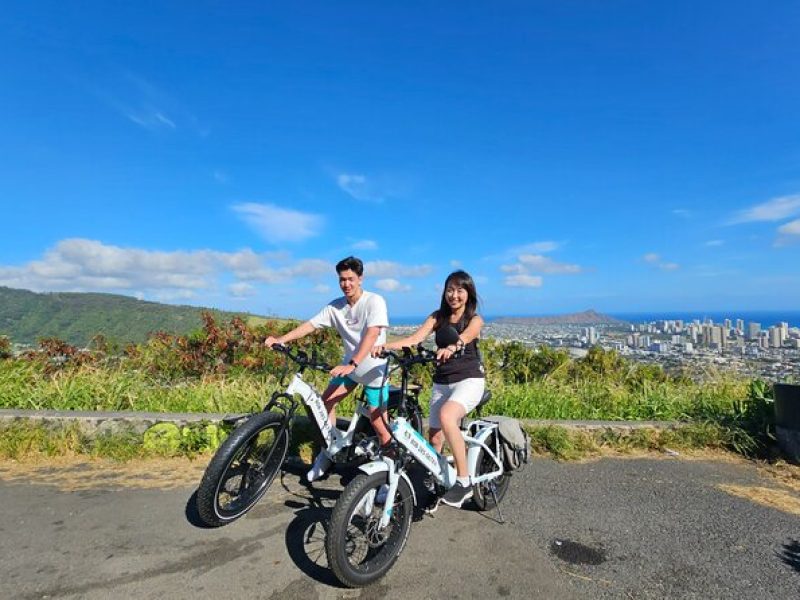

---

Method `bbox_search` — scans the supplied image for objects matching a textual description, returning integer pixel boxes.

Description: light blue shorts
[330,376,390,409]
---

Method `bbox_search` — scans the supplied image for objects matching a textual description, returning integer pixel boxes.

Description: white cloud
[228,282,256,298]
[504,274,543,288]
[95,72,200,133]
[642,252,679,271]
[232,202,324,243]
[352,239,378,250]
[375,278,412,292]
[125,110,176,130]
[499,249,582,287]
[337,173,384,202]
[0,238,335,300]
[510,241,560,254]
[449,260,462,268]
[728,194,800,224]
[517,254,582,274]
[775,219,800,247]
[778,219,800,236]
[705,240,724,247]
[364,260,433,278]
[312,284,331,294]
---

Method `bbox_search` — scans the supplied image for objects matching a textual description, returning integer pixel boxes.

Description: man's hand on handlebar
[371,345,387,358]
[263,336,284,349]
[330,363,356,378]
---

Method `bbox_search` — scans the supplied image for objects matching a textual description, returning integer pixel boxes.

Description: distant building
[769,326,782,348]
[747,322,761,340]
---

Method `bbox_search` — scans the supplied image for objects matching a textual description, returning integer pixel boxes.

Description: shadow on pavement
[184,489,219,529]
[283,479,344,587]
[778,539,800,573]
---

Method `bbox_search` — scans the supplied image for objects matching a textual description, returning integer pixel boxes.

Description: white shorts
[428,378,486,429]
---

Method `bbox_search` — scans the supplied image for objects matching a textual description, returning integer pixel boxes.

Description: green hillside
[0,287,254,346]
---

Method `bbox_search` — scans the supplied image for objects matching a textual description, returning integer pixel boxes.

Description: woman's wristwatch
[348,359,359,368]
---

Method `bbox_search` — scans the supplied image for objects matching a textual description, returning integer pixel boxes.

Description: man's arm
[264,321,316,347]
[329,325,383,377]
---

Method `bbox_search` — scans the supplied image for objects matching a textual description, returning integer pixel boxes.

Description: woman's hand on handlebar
[436,345,458,363]
[371,344,387,358]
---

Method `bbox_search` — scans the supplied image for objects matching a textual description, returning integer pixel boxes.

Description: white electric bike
[195,343,423,527]
[325,346,510,588]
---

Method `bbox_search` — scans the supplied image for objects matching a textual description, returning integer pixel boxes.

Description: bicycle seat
[459,390,492,429]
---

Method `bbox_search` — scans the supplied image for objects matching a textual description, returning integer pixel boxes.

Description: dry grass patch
[0,455,208,491]
[717,483,800,517]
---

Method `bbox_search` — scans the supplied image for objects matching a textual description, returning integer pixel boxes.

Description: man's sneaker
[440,482,473,508]
[423,472,437,493]
[306,452,332,483]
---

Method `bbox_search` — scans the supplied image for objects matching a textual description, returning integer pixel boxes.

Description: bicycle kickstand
[490,485,505,524]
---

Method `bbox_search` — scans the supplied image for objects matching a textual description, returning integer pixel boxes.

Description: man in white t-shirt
[264,256,392,482]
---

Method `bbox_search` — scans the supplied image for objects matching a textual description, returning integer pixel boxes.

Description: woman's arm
[372,314,437,355]
[456,315,484,348]
[437,315,484,362]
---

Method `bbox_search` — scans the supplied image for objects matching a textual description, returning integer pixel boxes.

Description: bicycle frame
[363,414,505,529]
[282,370,376,458]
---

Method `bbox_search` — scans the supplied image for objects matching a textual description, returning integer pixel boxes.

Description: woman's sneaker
[440,482,473,508]
[306,452,332,482]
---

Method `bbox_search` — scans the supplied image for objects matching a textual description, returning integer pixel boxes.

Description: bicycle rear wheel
[196,411,289,526]
[471,437,510,511]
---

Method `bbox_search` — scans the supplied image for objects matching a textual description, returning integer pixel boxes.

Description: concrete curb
[0,408,680,434]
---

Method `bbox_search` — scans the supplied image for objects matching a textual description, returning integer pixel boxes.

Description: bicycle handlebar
[270,343,333,372]
[379,344,462,369]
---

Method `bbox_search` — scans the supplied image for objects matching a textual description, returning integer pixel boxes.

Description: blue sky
[1,1,799,319]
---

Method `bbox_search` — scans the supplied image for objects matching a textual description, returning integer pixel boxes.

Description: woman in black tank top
[372,270,485,508]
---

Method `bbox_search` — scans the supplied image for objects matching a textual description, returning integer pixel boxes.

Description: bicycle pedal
[354,439,378,457]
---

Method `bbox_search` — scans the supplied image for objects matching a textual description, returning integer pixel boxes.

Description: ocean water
[392,311,800,328]
[610,311,800,328]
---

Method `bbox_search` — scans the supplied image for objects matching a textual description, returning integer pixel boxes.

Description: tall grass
[0,359,749,422]
[486,377,749,421]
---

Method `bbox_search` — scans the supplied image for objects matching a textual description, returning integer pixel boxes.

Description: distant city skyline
[1,3,799,317]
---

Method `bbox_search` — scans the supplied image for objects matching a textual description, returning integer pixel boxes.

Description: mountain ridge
[0,286,252,346]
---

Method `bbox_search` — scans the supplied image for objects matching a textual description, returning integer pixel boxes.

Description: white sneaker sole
[441,491,473,508]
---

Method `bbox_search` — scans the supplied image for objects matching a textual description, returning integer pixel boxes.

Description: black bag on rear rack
[485,416,529,471]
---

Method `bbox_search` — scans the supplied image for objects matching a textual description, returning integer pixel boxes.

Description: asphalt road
[1,455,798,599]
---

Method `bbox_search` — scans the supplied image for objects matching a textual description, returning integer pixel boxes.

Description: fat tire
[326,471,414,588]
[196,411,289,527]
[471,438,510,511]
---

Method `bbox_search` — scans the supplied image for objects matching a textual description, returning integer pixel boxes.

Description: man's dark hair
[336,256,364,276]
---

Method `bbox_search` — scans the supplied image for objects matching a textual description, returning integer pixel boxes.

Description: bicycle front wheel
[325,471,414,587]
[196,411,289,526]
